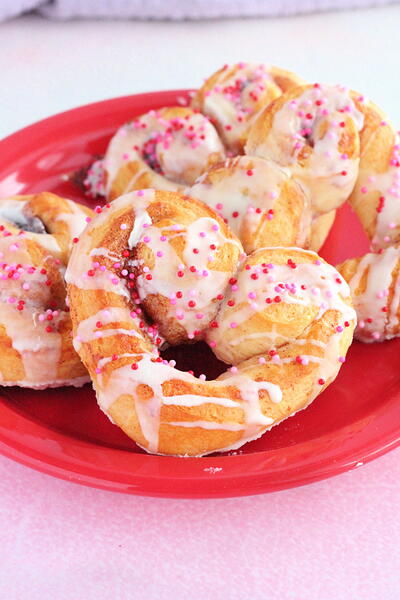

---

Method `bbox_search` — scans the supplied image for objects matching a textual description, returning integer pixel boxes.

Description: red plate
[0,90,399,498]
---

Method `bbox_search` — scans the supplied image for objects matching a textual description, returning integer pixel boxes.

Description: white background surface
[1,7,400,600]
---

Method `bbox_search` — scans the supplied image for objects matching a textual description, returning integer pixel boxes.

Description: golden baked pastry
[338,245,400,342]
[187,155,312,253]
[347,98,400,249]
[191,62,305,153]
[97,107,225,201]
[245,83,364,215]
[66,190,355,456]
[0,193,92,388]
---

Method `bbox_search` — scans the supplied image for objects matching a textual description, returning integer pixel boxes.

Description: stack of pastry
[3,62,400,457]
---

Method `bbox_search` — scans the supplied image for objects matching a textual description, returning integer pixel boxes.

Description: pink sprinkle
[120,224,127,230]
[336,325,344,333]
[143,236,151,243]
[230,366,238,374]
[156,251,163,257]
[230,322,237,329]
[136,190,144,197]
[338,356,346,363]
[361,186,368,194]
[212,224,219,232]
[258,357,266,365]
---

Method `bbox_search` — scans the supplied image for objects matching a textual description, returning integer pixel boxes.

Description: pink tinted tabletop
[1,451,400,599]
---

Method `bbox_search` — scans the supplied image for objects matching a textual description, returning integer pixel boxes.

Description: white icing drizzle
[0,235,88,387]
[0,199,29,225]
[246,84,364,213]
[209,248,355,359]
[0,199,62,255]
[128,201,152,249]
[346,245,400,342]
[68,192,352,456]
[168,420,245,431]
[135,215,242,337]
[187,156,310,250]
[104,109,225,196]
[161,394,240,408]
[208,249,356,399]
[73,307,140,351]
[65,192,156,298]
[230,331,327,348]
[0,303,62,385]
[90,247,120,262]
[199,63,279,150]
[30,233,61,255]
[96,353,279,455]
[56,199,89,245]
[354,133,400,249]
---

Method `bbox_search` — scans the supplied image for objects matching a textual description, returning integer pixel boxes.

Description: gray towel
[0,0,398,21]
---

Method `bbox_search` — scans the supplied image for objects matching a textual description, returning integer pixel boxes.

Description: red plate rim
[0,90,399,499]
